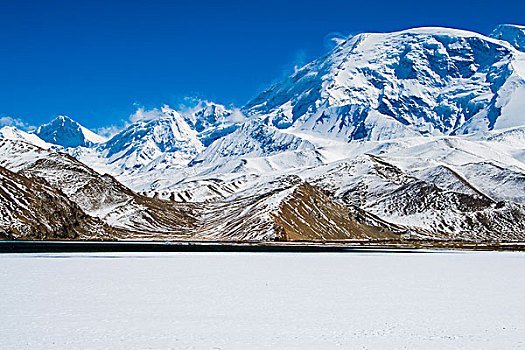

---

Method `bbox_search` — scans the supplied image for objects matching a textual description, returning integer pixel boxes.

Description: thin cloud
[281,50,308,77]
[0,116,36,132]
[177,96,212,117]
[177,96,247,124]
[97,98,246,140]
[229,108,248,123]
[129,107,166,123]
[291,50,308,74]
[97,125,123,139]
[323,32,349,50]
[94,106,168,138]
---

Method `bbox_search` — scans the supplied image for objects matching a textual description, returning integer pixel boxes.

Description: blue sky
[1,0,524,132]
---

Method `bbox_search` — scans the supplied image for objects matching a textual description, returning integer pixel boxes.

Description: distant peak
[0,125,53,149]
[196,102,228,117]
[160,105,184,119]
[494,24,525,30]
[490,24,525,52]
[37,115,80,134]
[36,115,106,148]
[0,125,19,132]
[54,115,76,124]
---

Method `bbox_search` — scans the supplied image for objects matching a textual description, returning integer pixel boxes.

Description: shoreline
[1,240,525,253]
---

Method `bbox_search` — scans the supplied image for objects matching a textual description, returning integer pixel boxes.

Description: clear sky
[1,0,524,132]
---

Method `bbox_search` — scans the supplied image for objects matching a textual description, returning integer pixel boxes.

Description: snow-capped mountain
[36,115,107,148]
[98,106,204,172]
[2,25,525,242]
[300,150,525,239]
[185,101,233,133]
[243,26,525,141]
[189,121,319,168]
[183,102,241,146]
[0,138,388,241]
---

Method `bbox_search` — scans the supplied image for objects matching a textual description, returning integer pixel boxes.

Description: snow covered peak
[180,102,241,147]
[191,102,230,132]
[0,126,53,149]
[244,26,525,141]
[189,120,318,169]
[100,107,204,172]
[122,106,198,149]
[159,105,184,120]
[491,24,525,52]
[36,115,106,148]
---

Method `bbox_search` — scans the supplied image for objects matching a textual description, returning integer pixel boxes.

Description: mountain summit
[244,26,525,141]
[491,24,525,52]
[100,106,204,172]
[36,115,106,148]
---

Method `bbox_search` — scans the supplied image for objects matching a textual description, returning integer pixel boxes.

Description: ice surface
[0,251,524,349]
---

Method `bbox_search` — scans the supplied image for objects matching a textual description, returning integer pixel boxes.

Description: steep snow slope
[36,115,106,147]
[491,24,525,52]
[190,121,320,167]
[184,102,241,146]
[98,106,203,173]
[244,27,525,141]
[490,52,525,129]
[0,126,54,149]
[187,103,231,132]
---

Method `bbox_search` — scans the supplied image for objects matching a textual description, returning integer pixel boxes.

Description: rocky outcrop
[0,165,109,240]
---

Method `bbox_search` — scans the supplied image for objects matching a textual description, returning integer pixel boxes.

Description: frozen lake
[1,251,524,349]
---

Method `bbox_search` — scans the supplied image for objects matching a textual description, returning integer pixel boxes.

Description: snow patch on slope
[0,126,54,149]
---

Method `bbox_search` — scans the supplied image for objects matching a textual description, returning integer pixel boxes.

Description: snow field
[0,251,524,349]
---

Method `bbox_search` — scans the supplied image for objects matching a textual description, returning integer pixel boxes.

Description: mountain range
[1,24,525,241]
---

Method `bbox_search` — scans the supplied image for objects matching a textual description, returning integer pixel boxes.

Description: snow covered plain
[1,251,524,349]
